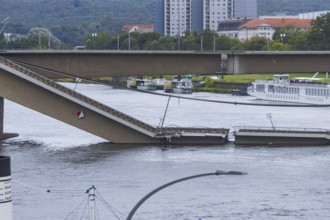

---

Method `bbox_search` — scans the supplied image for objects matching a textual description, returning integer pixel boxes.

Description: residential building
[164,0,192,37]
[203,0,233,31]
[154,0,257,36]
[121,24,154,33]
[217,18,251,38]
[237,18,312,41]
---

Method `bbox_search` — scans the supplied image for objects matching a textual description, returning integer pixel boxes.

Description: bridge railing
[0,57,158,134]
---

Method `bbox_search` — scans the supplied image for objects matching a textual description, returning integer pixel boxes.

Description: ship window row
[270,86,299,94]
[305,88,330,96]
[266,94,299,100]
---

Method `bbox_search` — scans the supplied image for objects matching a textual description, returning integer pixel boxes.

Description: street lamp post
[117,34,120,50]
[267,113,275,130]
[38,33,41,50]
[178,33,185,50]
[92,33,97,49]
[213,36,216,51]
[128,32,131,50]
[126,170,247,220]
[280,33,286,47]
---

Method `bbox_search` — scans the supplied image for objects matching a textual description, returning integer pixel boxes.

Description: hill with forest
[0,0,329,47]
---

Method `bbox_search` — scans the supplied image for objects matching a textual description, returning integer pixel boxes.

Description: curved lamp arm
[126,170,247,220]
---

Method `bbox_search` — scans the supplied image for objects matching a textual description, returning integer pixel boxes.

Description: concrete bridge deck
[1,50,330,78]
[0,57,229,144]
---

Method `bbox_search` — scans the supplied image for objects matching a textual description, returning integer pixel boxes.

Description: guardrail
[234,126,329,134]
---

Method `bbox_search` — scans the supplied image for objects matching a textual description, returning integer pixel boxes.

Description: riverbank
[56,72,330,94]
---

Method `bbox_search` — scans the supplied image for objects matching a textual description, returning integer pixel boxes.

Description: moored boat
[136,78,157,91]
[172,79,193,94]
[247,73,330,105]
[127,77,137,89]
[163,80,173,93]
[127,78,158,91]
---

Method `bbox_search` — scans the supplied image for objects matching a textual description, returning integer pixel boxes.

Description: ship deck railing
[234,126,329,134]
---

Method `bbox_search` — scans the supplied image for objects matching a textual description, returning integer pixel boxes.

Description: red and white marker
[76,110,85,119]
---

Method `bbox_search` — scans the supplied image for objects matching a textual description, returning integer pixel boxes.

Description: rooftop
[239,18,312,29]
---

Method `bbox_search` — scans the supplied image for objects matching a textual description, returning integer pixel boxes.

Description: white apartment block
[204,0,233,31]
[164,0,192,37]
[298,10,330,19]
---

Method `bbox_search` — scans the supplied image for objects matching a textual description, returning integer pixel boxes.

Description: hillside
[258,0,330,15]
[0,0,329,46]
[1,0,154,46]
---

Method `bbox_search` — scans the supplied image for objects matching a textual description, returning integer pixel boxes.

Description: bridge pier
[0,97,3,134]
[0,97,18,141]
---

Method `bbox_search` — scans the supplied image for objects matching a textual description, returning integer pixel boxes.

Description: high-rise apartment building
[203,0,233,31]
[154,0,203,36]
[154,0,257,36]
[164,0,192,37]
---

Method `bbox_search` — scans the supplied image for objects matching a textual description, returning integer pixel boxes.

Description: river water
[1,83,330,220]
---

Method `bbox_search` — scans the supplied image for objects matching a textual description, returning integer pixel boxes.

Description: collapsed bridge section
[0,58,229,144]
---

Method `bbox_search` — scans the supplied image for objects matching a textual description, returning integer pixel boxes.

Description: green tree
[7,37,31,49]
[244,37,268,50]
[0,34,6,49]
[200,29,218,50]
[216,36,243,50]
[307,12,330,50]
[287,31,309,50]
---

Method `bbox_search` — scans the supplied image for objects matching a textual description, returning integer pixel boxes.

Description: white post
[0,156,12,220]
[88,185,96,220]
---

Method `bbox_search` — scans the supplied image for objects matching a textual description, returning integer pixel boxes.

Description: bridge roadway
[0,57,229,144]
[1,50,330,78]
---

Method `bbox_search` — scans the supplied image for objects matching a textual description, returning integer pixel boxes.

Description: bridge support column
[0,98,18,141]
[0,97,3,134]
[219,53,227,78]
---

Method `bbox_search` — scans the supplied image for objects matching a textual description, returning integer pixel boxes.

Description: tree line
[1,13,330,51]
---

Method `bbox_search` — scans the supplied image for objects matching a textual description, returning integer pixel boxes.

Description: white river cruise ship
[247,73,330,105]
